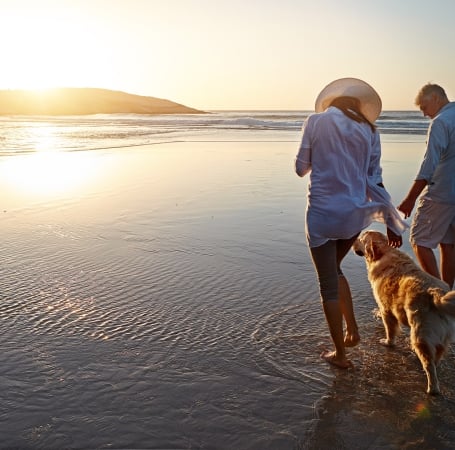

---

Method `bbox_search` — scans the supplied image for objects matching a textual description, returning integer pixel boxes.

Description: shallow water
[1,138,455,449]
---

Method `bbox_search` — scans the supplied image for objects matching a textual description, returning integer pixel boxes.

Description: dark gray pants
[309,234,359,303]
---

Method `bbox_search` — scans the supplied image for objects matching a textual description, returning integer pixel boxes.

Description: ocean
[0,110,429,155]
[2,111,455,450]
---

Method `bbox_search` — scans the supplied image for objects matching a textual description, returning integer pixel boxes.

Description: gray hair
[415,83,448,106]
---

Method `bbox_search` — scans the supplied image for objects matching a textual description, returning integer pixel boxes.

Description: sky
[1,0,454,111]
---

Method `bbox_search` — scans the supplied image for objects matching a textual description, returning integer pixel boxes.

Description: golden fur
[353,230,455,394]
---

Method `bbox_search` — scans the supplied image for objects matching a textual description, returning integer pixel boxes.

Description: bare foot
[320,350,353,369]
[344,330,360,347]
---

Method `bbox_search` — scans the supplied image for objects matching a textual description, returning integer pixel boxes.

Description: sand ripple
[2,140,455,449]
[252,304,334,388]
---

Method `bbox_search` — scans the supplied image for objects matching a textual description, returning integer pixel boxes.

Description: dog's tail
[433,289,455,317]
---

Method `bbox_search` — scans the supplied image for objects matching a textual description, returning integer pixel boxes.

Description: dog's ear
[364,240,384,262]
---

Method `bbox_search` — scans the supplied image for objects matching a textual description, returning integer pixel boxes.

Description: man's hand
[397,198,415,219]
[398,179,428,218]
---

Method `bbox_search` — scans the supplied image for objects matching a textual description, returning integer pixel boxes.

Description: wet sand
[1,138,455,449]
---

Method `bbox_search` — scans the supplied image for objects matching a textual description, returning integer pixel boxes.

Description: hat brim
[315,78,382,123]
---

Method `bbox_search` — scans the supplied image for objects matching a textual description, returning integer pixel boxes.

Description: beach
[2,126,455,449]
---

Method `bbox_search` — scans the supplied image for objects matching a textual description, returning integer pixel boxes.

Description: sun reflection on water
[32,123,61,152]
[1,150,104,197]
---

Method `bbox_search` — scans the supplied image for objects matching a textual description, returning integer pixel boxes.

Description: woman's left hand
[387,228,403,248]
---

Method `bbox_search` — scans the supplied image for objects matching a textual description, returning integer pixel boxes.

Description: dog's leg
[379,312,399,346]
[435,344,447,366]
[414,341,440,395]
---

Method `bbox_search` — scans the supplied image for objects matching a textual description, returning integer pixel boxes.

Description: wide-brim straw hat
[315,77,382,123]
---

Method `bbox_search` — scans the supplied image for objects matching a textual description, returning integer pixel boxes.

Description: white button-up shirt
[295,106,407,247]
[416,102,455,204]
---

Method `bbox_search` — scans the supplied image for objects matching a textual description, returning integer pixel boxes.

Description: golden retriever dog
[353,230,455,394]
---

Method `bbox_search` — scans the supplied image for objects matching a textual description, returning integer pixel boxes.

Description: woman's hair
[329,96,376,132]
[414,83,448,106]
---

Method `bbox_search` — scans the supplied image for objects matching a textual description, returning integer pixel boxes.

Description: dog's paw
[427,386,441,395]
[379,338,395,347]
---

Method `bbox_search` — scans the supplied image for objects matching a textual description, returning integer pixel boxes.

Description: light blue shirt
[295,106,407,247]
[416,102,455,204]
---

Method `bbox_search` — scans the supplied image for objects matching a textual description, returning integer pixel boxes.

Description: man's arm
[397,179,428,218]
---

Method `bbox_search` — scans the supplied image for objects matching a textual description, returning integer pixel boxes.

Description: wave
[0,111,429,154]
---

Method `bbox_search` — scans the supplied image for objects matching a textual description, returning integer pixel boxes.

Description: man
[398,83,455,288]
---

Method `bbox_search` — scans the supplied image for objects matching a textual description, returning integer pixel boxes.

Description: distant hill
[0,88,204,115]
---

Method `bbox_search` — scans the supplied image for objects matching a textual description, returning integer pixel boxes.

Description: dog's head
[353,230,389,262]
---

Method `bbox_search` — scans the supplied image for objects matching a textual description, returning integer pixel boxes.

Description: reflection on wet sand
[1,140,455,449]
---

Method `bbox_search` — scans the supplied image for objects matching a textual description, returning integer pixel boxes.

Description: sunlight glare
[33,124,60,152]
[1,151,103,197]
[1,6,117,91]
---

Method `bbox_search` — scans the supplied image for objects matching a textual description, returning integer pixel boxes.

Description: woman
[295,78,408,369]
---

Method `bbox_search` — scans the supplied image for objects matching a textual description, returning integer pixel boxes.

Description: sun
[0,4,117,91]
[3,14,73,90]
